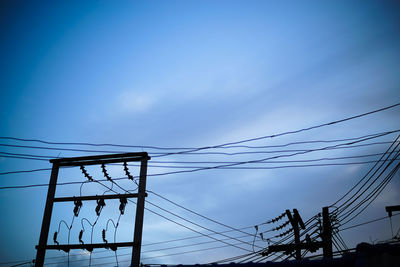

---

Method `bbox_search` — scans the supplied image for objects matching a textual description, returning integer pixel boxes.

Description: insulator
[123,162,134,180]
[260,233,264,240]
[79,230,84,244]
[101,164,112,181]
[95,199,106,216]
[73,200,82,217]
[254,225,258,231]
[102,229,108,243]
[80,165,93,182]
[53,232,59,245]
[119,197,127,215]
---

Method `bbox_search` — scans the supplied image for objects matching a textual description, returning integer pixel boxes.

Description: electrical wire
[151,103,400,157]
[0,140,397,160]
[338,150,400,224]
[91,178,255,253]
[331,138,400,207]
[339,213,400,231]
[3,135,394,191]
[30,223,271,266]
[2,151,399,176]
[147,190,258,239]
[1,102,399,153]
[340,162,400,225]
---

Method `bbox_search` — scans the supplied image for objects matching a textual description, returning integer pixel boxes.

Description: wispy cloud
[116,90,158,114]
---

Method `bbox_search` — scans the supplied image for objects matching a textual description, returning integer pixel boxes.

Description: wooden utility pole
[322,206,332,259]
[269,209,305,260]
[268,207,333,260]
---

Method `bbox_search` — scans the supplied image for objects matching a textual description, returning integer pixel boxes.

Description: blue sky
[1,0,400,266]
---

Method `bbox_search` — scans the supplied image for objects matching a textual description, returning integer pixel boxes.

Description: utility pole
[321,206,332,259]
[268,209,306,260]
[286,209,305,260]
[35,153,150,267]
[267,207,333,260]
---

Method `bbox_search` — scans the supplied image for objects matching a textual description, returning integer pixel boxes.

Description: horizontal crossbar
[54,193,146,202]
[50,152,150,166]
[38,242,136,251]
[268,241,323,253]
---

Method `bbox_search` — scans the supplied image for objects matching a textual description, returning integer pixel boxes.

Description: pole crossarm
[40,242,137,251]
[54,193,147,202]
[385,205,400,217]
[268,241,323,253]
[50,152,150,167]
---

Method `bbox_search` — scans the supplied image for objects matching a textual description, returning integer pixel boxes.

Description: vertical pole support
[322,206,333,259]
[286,209,301,260]
[35,163,60,266]
[131,158,148,267]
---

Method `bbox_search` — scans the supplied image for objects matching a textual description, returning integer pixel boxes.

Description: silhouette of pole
[35,163,60,267]
[131,158,148,267]
[322,206,332,259]
[286,209,301,260]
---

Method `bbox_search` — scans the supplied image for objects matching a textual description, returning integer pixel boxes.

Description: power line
[4,226,267,265]
[2,130,388,150]
[1,135,396,190]
[147,190,256,239]
[1,150,398,176]
[145,133,396,177]
[3,157,400,177]
[340,161,400,225]
[0,168,52,175]
[0,177,129,190]
[152,103,400,157]
[90,178,255,253]
[336,143,400,221]
[331,138,400,208]
[340,212,400,231]
[2,159,396,190]
[0,140,397,158]
[0,103,399,155]
[105,178,262,250]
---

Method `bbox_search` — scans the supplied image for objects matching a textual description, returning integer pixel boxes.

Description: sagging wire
[101,198,127,267]
[79,181,89,197]
[80,206,103,267]
[53,214,75,266]
[102,214,123,266]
